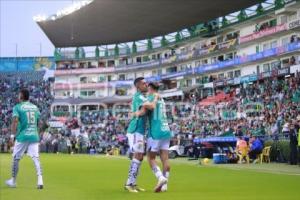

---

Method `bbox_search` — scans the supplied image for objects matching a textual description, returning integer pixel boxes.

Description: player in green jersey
[5,89,44,189]
[124,77,148,193]
[133,83,171,193]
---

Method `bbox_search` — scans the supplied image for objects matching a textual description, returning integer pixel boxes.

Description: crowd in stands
[1,70,300,165]
[167,72,300,140]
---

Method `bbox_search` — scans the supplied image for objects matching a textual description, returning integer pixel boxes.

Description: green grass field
[1,154,300,200]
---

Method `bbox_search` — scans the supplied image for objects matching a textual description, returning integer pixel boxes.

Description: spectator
[249,136,264,163]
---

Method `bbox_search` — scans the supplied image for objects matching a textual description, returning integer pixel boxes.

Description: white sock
[32,156,42,176]
[126,158,141,185]
[38,175,43,186]
[164,171,170,180]
[11,157,20,182]
[152,165,163,180]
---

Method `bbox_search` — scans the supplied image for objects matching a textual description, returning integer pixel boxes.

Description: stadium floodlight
[33,15,47,22]
[34,1,93,22]
[55,0,93,19]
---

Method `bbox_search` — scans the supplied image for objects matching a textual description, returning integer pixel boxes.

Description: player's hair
[134,77,144,87]
[20,88,30,101]
[148,82,159,91]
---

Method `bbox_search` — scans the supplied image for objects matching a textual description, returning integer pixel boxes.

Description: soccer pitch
[0,154,300,200]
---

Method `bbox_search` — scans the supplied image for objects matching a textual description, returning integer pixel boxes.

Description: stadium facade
[47,0,300,119]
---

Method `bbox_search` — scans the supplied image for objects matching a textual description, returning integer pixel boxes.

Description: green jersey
[148,94,171,140]
[127,91,147,135]
[12,101,40,143]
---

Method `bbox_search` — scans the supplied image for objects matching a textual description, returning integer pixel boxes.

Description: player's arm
[11,116,19,136]
[11,106,19,136]
[142,93,160,110]
[133,94,160,117]
[134,107,148,117]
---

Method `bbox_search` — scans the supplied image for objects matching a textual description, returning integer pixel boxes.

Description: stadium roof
[37,0,264,48]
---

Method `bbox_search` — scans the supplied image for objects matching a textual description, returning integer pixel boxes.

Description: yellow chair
[237,147,250,164]
[112,147,120,156]
[259,146,271,163]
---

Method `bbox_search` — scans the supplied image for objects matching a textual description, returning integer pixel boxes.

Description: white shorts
[127,133,145,153]
[13,141,40,159]
[147,138,170,152]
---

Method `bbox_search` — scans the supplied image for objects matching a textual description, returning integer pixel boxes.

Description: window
[280,15,288,24]
[180,64,187,71]
[119,58,127,66]
[218,55,224,62]
[142,56,150,62]
[196,77,202,84]
[107,75,112,82]
[98,61,106,68]
[271,41,277,49]
[107,60,115,67]
[271,61,281,70]
[90,76,97,83]
[211,57,217,63]
[282,37,289,46]
[87,91,96,97]
[263,43,270,51]
[281,58,290,68]
[127,73,134,80]
[202,59,208,65]
[80,77,87,83]
[225,53,233,60]
[99,75,106,83]
[263,63,270,72]
[269,19,277,27]
[119,74,126,81]
[217,36,223,43]
[157,69,162,75]
[234,70,241,78]
[290,13,297,21]
[136,57,142,63]
[218,73,225,79]
[115,88,128,96]
[256,45,260,53]
[166,67,177,73]
[80,91,87,97]
[80,91,96,97]
[127,58,133,65]
[227,71,234,78]
[187,79,193,87]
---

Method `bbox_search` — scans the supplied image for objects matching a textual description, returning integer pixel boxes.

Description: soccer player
[134,82,171,192]
[5,89,44,189]
[124,77,148,193]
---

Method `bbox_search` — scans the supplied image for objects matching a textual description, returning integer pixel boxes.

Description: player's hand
[129,112,137,118]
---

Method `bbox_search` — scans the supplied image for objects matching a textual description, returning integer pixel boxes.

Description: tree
[237,9,248,21]
[256,3,264,15]
[175,32,182,42]
[132,42,137,54]
[161,36,168,47]
[222,17,229,27]
[95,46,100,58]
[114,44,119,56]
[275,0,285,9]
[75,47,79,59]
[147,39,153,50]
